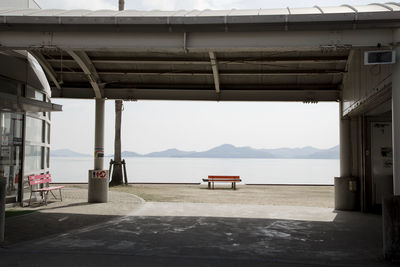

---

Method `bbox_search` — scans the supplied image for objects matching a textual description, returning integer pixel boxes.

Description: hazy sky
[35,0,384,154]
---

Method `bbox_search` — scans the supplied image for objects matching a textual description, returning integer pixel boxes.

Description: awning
[0,92,62,112]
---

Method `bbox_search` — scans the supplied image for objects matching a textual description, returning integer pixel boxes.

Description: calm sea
[50,157,339,185]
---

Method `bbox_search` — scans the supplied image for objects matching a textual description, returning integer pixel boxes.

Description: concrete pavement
[0,187,393,266]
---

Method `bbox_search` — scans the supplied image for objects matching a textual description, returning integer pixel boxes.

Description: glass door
[0,112,23,203]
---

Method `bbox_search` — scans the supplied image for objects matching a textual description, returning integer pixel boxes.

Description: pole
[110,100,124,185]
[110,0,126,186]
[94,98,105,170]
[339,102,352,177]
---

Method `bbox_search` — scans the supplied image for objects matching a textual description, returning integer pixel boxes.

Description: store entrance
[0,112,23,203]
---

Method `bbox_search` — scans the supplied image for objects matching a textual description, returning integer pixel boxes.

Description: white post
[392,29,400,196]
[94,98,105,170]
[340,102,352,177]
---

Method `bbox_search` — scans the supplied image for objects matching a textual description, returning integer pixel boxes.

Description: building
[0,0,61,205]
[0,0,399,257]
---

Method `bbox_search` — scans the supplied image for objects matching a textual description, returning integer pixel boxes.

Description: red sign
[92,170,108,178]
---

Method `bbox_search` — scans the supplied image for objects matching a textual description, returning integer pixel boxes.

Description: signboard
[364,50,395,65]
[91,170,109,179]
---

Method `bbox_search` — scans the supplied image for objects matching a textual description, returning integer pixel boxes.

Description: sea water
[50,157,339,185]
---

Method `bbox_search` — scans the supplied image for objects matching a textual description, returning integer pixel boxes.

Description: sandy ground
[106,184,334,208]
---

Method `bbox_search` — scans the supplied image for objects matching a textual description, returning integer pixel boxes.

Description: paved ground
[0,186,393,266]
[110,184,334,207]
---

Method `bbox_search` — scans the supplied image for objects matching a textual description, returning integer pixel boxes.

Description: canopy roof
[0,2,397,102]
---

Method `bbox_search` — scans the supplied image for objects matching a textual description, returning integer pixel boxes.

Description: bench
[28,174,65,206]
[202,175,242,190]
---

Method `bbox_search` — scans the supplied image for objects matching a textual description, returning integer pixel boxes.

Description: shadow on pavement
[1,208,389,266]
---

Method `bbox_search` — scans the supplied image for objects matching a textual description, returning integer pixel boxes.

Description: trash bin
[334,176,359,211]
[88,170,109,203]
[0,176,6,242]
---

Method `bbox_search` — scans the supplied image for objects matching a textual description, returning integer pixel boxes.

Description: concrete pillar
[335,102,358,210]
[88,98,108,203]
[94,98,105,170]
[383,28,400,261]
[340,103,352,177]
[392,29,400,196]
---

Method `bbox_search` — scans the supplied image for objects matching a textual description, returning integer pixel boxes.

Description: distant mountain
[121,151,142,157]
[188,144,275,158]
[53,144,339,159]
[51,149,91,157]
[146,148,196,157]
[305,145,339,159]
[265,146,320,158]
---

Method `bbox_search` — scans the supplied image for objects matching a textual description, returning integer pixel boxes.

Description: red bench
[202,175,242,190]
[28,174,65,206]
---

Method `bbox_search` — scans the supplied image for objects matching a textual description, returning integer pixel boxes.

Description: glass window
[24,145,43,172]
[25,86,45,101]
[25,117,43,143]
[0,112,23,199]
[0,78,20,96]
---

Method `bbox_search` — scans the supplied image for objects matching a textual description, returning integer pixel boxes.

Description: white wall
[342,49,393,116]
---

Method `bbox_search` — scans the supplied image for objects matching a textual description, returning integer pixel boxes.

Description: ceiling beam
[0,29,392,52]
[66,50,103,98]
[51,87,339,101]
[29,51,62,89]
[57,70,345,76]
[46,58,348,65]
[209,52,220,94]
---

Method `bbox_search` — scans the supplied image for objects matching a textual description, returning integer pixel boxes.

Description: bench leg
[60,189,63,201]
[208,182,210,189]
[44,191,48,206]
[234,183,236,190]
[50,190,57,200]
[29,191,33,206]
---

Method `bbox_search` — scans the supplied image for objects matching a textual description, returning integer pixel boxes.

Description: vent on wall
[364,50,396,65]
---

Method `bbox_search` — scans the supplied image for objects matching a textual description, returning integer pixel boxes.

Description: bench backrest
[28,174,52,186]
[208,175,240,181]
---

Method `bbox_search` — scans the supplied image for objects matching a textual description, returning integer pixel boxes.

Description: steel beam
[0,29,392,52]
[209,51,220,94]
[66,50,103,98]
[47,58,348,65]
[51,87,339,101]
[57,70,345,76]
[29,51,62,89]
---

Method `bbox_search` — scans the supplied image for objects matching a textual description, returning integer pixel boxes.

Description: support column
[88,98,108,203]
[392,29,400,196]
[340,103,352,177]
[335,101,358,210]
[383,29,400,260]
[94,98,105,170]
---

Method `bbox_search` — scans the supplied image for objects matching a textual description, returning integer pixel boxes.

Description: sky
[34,0,388,154]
